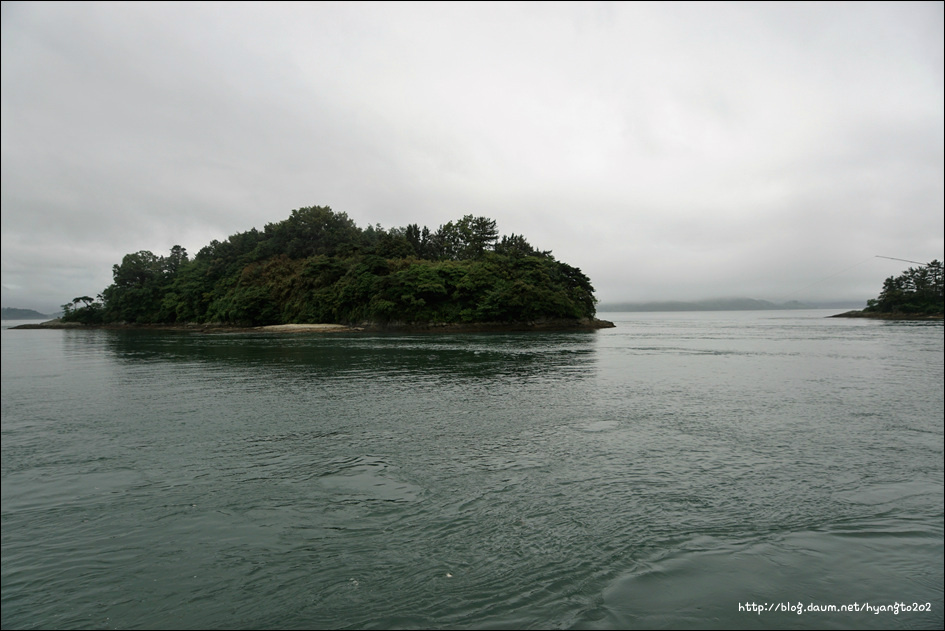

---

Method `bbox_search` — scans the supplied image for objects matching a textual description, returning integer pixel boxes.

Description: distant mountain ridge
[598,298,814,312]
[2,307,52,320]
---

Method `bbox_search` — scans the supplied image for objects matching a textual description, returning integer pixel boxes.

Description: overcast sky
[2,1,943,313]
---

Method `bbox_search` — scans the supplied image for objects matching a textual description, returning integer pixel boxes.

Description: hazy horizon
[2,294,873,319]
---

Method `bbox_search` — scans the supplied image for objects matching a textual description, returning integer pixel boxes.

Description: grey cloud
[2,1,942,313]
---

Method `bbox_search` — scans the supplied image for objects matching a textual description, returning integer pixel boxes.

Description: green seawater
[2,311,942,629]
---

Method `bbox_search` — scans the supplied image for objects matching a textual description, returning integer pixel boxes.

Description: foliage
[80,206,599,326]
[864,260,944,315]
[97,247,191,323]
[60,295,106,324]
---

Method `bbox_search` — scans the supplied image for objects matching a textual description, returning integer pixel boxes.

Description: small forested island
[833,260,943,320]
[51,206,613,331]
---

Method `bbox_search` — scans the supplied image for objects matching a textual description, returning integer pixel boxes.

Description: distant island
[2,307,52,320]
[52,206,612,331]
[832,260,943,320]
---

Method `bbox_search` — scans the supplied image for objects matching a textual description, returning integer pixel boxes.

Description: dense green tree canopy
[864,260,944,315]
[62,205,599,326]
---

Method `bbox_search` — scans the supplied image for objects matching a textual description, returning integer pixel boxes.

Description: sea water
[2,310,942,629]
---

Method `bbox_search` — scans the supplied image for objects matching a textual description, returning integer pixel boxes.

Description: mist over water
[2,311,942,629]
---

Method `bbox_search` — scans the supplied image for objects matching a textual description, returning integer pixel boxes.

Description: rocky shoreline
[12,317,616,334]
